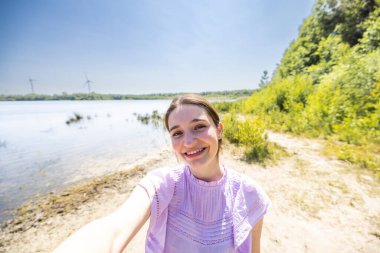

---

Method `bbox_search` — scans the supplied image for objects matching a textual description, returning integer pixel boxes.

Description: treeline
[218,0,380,174]
[0,89,254,101]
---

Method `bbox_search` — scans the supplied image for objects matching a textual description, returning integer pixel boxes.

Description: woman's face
[167,104,222,170]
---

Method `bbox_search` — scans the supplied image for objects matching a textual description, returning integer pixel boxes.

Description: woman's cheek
[171,138,181,152]
[201,129,218,140]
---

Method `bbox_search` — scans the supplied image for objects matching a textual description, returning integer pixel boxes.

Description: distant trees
[0,90,255,101]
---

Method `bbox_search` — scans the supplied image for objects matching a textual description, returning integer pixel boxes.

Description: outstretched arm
[53,185,151,253]
[251,218,264,253]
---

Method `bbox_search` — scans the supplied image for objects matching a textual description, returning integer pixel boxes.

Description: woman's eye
[194,124,206,130]
[172,131,183,137]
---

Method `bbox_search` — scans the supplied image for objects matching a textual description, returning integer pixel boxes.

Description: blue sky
[0,0,315,95]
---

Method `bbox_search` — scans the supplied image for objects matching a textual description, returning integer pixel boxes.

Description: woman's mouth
[184,147,207,158]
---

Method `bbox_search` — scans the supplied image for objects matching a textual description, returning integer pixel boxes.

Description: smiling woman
[53,94,271,253]
[166,103,223,181]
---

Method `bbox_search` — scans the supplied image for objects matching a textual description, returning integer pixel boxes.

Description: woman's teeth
[186,148,205,155]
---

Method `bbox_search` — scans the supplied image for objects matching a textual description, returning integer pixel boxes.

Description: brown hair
[165,94,222,154]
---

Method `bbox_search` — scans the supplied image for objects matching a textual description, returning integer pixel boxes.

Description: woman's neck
[188,159,223,182]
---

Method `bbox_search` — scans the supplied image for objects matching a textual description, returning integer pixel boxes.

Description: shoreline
[0,148,176,234]
[1,166,144,233]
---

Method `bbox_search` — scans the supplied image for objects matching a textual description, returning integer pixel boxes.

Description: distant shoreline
[0,89,255,101]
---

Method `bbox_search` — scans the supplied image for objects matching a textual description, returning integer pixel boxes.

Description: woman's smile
[183,147,207,158]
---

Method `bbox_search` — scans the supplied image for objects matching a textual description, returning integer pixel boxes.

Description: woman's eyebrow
[191,118,207,123]
[169,118,207,132]
[169,125,180,132]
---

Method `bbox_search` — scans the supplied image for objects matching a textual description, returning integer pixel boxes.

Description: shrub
[223,113,269,162]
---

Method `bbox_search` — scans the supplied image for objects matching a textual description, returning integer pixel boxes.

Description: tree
[259,70,270,88]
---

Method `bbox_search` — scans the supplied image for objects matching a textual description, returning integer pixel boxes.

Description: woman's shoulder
[226,167,261,189]
[140,165,185,190]
[138,165,185,205]
[225,166,270,204]
[147,165,184,180]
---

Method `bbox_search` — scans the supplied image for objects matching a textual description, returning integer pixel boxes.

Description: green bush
[213,100,243,113]
[223,113,269,162]
[243,75,314,133]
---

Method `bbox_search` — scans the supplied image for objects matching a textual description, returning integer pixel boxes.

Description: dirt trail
[1,132,379,253]
[259,132,380,252]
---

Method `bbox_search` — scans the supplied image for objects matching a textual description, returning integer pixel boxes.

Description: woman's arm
[251,218,264,253]
[53,185,151,253]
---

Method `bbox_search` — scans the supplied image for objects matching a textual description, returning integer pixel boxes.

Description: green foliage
[235,1,380,175]
[275,16,324,79]
[243,75,314,132]
[306,35,350,83]
[222,113,269,162]
[276,0,378,80]
[324,140,380,177]
[314,0,377,46]
[303,48,380,143]
[358,7,380,52]
[212,100,243,113]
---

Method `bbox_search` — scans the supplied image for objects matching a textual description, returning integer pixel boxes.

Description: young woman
[53,94,271,253]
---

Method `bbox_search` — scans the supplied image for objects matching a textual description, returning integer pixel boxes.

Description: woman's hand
[53,185,151,253]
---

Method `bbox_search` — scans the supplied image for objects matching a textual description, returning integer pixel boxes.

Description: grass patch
[257,141,289,165]
[290,192,322,218]
[289,158,310,177]
[323,140,380,178]
[134,110,164,128]
[326,179,350,194]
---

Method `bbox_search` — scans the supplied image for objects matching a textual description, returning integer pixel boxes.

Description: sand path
[1,132,379,253]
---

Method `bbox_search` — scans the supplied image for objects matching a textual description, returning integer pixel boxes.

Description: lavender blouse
[138,165,270,253]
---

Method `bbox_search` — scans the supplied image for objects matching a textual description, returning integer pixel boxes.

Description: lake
[0,100,171,222]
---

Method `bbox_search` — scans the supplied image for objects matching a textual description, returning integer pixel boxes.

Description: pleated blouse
[138,165,270,253]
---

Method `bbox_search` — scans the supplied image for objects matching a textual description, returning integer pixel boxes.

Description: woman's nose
[184,131,195,146]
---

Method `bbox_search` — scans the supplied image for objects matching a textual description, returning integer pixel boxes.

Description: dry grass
[323,140,380,178]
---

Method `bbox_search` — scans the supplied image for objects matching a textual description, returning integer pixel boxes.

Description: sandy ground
[1,132,379,253]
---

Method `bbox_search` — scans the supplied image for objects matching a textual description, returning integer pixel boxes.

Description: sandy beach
[1,132,379,253]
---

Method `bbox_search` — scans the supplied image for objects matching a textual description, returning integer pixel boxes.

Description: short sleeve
[138,166,181,253]
[137,167,176,218]
[233,175,271,252]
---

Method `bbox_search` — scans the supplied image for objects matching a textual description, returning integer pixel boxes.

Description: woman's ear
[217,122,223,140]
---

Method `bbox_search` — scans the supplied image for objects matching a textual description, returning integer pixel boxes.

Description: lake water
[0,100,172,222]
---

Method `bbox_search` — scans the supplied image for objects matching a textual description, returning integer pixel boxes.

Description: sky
[0,0,315,95]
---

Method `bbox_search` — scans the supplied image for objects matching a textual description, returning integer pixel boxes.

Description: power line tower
[84,73,94,93]
[28,78,36,93]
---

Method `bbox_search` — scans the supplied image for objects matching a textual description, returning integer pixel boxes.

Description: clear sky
[0,0,315,95]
